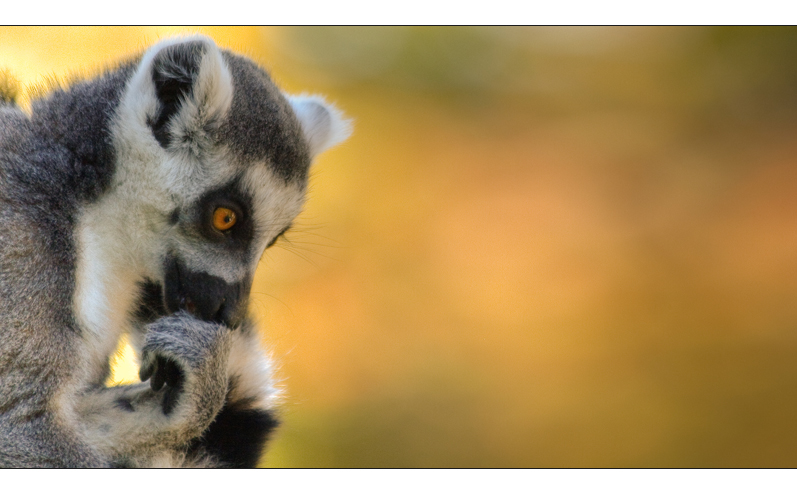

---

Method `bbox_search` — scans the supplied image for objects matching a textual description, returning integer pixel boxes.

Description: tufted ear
[287,94,352,159]
[137,35,233,152]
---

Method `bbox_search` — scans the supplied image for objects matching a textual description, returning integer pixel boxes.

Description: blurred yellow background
[4,26,797,467]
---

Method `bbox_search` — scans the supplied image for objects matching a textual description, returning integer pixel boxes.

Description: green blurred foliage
[259,27,797,467]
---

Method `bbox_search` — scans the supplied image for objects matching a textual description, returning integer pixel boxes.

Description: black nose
[163,255,250,328]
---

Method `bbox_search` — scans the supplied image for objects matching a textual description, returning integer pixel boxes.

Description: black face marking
[147,41,205,148]
[163,253,250,328]
[189,176,255,251]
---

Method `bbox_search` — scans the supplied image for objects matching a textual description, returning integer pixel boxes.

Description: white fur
[243,164,307,260]
[166,40,233,158]
[227,329,281,410]
[288,94,352,158]
[162,41,234,187]
[74,208,144,385]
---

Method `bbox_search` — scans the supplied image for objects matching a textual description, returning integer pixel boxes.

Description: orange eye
[212,207,237,231]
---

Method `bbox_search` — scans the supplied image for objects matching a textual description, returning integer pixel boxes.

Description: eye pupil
[213,207,237,231]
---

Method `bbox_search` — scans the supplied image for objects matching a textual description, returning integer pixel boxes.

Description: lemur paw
[139,313,231,419]
[139,354,185,414]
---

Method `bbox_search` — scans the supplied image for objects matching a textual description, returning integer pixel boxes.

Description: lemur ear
[143,36,233,151]
[287,95,352,159]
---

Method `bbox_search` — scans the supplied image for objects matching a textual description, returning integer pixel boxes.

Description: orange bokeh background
[4,26,797,467]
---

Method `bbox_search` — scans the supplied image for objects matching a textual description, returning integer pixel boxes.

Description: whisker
[249,290,295,318]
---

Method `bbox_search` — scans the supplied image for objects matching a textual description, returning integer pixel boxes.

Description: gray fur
[0,35,350,467]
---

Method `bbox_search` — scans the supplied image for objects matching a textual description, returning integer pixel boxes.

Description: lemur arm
[78,316,278,467]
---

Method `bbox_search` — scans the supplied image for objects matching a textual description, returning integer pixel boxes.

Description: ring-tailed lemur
[0,35,350,467]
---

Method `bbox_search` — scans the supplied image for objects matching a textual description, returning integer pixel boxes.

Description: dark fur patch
[192,175,255,249]
[219,52,311,184]
[148,41,205,148]
[25,61,135,206]
[115,397,134,412]
[190,404,279,468]
[162,253,250,328]
[133,279,168,325]
[168,208,180,225]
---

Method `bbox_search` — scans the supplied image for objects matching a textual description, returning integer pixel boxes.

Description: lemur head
[93,35,350,329]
